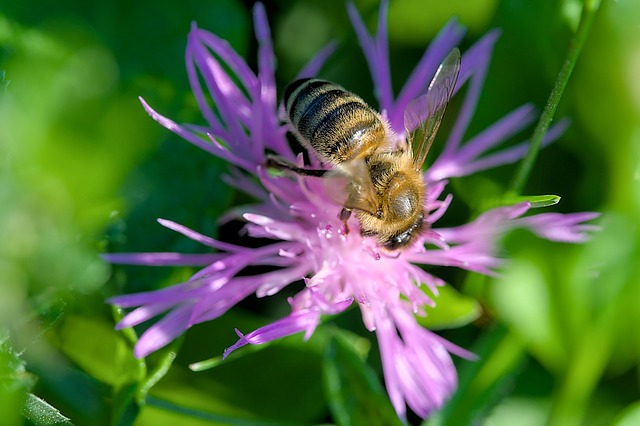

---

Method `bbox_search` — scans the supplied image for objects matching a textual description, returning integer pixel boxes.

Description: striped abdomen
[283,79,386,164]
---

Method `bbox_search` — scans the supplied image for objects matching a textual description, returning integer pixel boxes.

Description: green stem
[508,0,601,195]
[136,350,177,405]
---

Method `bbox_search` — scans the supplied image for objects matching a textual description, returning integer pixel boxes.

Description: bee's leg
[266,156,327,177]
[339,207,352,235]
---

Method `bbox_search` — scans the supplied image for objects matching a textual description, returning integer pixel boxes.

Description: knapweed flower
[107,1,599,420]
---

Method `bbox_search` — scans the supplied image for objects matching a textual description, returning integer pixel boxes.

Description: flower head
[107,1,598,419]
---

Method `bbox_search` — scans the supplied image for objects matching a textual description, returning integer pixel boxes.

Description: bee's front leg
[338,207,352,235]
[266,155,327,177]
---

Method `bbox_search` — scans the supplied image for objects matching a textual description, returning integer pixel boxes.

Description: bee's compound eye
[381,212,424,251]
[381,230,412,251]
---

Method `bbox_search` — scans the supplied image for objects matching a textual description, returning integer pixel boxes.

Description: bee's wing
[404,48,461,170]
[324,159,378,216]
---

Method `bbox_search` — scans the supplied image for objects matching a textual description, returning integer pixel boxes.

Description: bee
[268,48,461,251]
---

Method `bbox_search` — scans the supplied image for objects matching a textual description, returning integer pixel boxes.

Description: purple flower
[107,1,598,420]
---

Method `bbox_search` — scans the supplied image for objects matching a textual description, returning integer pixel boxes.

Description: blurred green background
[1,0,639,425]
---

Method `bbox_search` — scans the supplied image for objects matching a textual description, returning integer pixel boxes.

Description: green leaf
[0,342,34,426]
[22,393,73,426]
[611,401,640,426]
[418,284,482,330]
[490,257,565,373]
[112,382,140,426]
[143,319,329,425]
[56,314,140,387]
[452,174,561,212]
[323,332,403,426]
[142,395,304,426]
[486,193,561,211]
[480,396,550,426]
[505,194,561,208]
[427,326,526,426]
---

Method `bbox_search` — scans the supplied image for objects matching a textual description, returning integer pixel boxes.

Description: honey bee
[268,48,460,251]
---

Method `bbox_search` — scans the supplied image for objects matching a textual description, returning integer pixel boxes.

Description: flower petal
[102,252,219,266]
[134,303,194,358]
[516,211,601,242]
[223,298,353,359]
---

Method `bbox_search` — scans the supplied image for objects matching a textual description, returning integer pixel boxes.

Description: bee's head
[358,154,427,251]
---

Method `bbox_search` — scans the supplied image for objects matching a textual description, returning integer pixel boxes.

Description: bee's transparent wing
[404,48,461,170]
[324,159,378,216]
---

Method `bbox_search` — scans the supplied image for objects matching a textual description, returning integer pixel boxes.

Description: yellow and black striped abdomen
[284,79,386,164]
